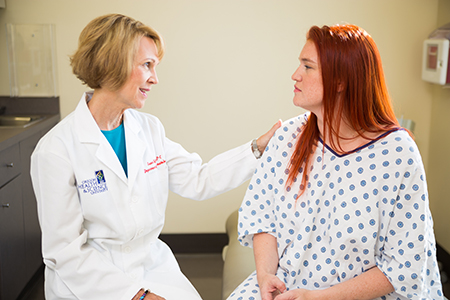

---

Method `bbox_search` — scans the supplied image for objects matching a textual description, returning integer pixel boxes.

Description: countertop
[0,114,60,152]
[0,96,60,152]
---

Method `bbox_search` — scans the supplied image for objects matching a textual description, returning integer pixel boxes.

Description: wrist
[309,288,335,300]
[252,138,262,159]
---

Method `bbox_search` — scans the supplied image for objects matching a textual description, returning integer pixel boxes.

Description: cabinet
[0,122,56,300]
[0,145,25,300]
[20,133,43,281]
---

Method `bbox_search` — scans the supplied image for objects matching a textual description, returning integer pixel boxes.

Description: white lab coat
[30,92,258,300]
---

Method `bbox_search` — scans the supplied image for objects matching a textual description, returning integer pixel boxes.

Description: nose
[148,69,159,85]
[291,66,302,82]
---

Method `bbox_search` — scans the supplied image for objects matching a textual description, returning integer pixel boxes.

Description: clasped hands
[259,273,321,300]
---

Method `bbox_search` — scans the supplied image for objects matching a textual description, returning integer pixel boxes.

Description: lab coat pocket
[144,162,168,187]
[143,162,169,217]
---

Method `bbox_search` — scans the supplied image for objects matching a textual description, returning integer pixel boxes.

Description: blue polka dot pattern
[229,114,443,300]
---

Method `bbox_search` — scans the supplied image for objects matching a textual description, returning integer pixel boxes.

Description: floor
[18,254,450,300]
[19,253,224,300]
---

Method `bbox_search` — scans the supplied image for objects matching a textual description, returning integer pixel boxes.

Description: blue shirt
[102,123,127,176]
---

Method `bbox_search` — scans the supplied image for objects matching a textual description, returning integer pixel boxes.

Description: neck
[316,113,381,153]
[88,89,125,131]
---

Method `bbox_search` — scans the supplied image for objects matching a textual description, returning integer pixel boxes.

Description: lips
[294,86,301,93]
[139,88,150,97]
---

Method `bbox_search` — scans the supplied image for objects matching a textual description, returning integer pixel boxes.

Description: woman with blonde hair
[230,24,443,300]
[31,13,280,300]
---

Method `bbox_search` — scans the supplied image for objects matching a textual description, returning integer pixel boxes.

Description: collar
[74,91,142,143]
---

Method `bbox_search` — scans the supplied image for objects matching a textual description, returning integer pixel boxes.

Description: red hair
[287,24,401,196]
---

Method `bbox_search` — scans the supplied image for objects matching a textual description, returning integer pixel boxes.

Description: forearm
[253,233,279,278]
[317,266,394,300]
[253,233,288,299]
[167,139,257,201]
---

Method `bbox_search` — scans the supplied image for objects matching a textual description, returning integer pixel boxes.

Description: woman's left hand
[257,120,282,154]
[274,288,319,300]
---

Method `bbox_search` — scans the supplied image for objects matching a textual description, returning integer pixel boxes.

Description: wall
[428,0,450,253]
[0,0,441,234]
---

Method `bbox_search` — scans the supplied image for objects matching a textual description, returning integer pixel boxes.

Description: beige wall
[0,0,444,235]
[428,0,450,253]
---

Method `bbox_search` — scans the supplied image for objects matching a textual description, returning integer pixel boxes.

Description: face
[116,36,160,110]
[291,40,324,117]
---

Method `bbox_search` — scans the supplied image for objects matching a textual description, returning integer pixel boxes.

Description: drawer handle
[6,163,14,168]
[1,203,9,208]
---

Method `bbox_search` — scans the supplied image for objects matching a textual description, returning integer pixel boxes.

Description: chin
[134,99,146,109]
[293,99,303,108]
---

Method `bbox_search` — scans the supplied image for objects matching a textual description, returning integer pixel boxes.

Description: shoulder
[38,112,76,146]
[373,128,424,169]
[126,109,162,124]
[32,112,77,161]
[125,109,164,130]
[282,113,309,130]
[274,113,309,142]
[381,129,420,155]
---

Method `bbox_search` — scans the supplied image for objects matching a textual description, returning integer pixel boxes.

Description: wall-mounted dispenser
[422,22,450,85]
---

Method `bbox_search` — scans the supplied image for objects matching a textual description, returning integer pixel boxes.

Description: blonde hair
[70,14,164,91]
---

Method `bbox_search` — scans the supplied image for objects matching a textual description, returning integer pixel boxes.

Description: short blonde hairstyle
[70,14,164,91]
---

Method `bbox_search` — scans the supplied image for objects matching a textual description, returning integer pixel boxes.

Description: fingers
[272,289,282,298]
[266,119,282,139]
[275,279,287,293]
[270,119,282,134]
[146,292,165,300]
[260,275,287,300]
[257,119,282,153]
[274,290,294,300]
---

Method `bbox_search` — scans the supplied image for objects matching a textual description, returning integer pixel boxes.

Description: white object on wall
[422,22,450,86]
[422,38,450,85]
[6,24,58,97]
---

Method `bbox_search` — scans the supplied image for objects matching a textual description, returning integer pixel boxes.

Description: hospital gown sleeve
[237,133,279,248]
[375,144,442,299]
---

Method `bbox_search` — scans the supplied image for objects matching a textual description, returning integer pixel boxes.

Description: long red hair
[287,24,401,196]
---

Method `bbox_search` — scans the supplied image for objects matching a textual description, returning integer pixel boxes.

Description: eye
[304,64,312,70]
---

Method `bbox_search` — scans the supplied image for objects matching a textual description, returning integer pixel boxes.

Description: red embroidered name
[144,155,166,173]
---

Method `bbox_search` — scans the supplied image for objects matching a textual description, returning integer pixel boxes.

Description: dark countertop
[0,114,60,152]
[0,96,60,152]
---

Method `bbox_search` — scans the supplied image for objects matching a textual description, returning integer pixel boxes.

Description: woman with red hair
[229,24,443,300]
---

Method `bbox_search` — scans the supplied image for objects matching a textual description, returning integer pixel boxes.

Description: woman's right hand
[132,289,166,300]
[146,292,165,300]
[257,272,287,300]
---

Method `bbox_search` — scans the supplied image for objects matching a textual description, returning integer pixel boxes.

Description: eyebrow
[144,57,159,64]
[301,57,318,65]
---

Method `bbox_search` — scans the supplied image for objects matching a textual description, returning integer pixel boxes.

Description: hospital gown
[229,114,443,300]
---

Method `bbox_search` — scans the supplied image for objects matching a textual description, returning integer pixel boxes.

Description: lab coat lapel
[123,110,146,191]
[74,92,128,185]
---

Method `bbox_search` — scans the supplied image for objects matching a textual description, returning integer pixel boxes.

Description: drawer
[0,143,21,187]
